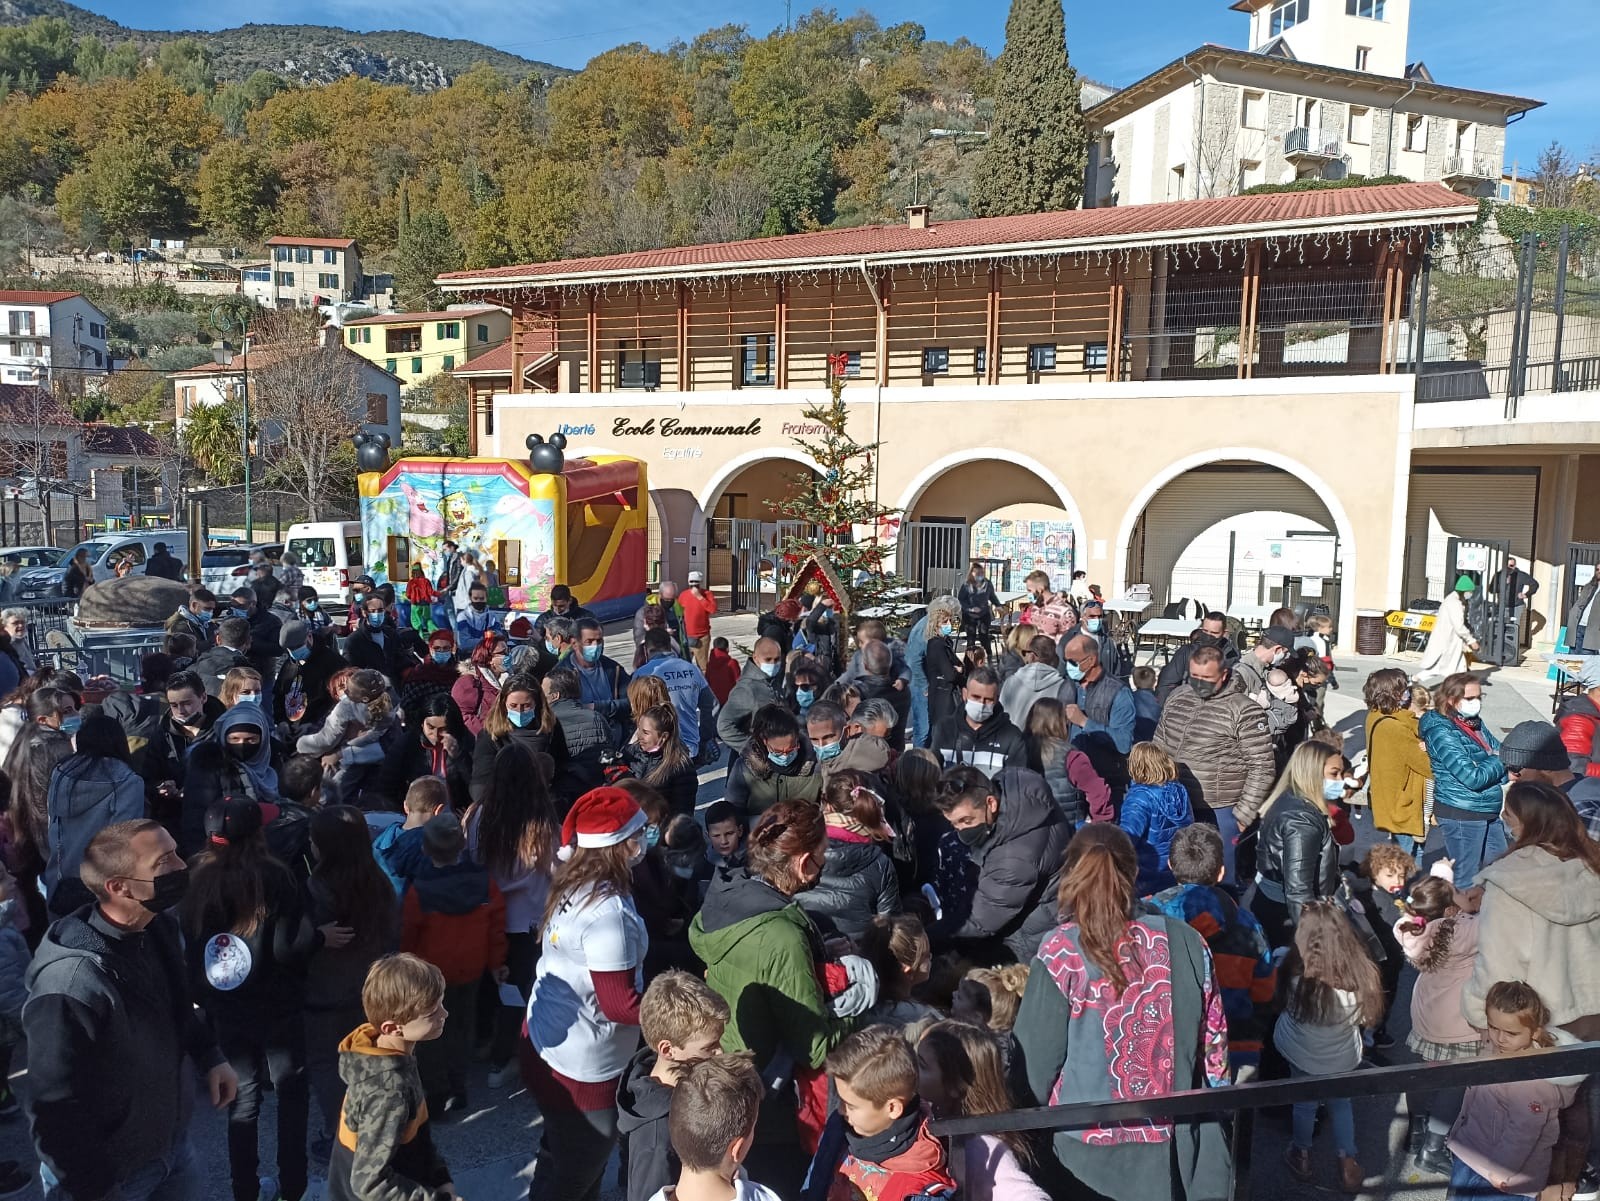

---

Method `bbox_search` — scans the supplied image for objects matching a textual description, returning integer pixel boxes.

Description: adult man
[837,618,910,688]
[634,581,683,662]
[344,574,377,632]
[535,583,595,635]
[249,559,282,612]
[806,699,891,781]
[273,618,343,740]
[228,584,282,673]
[1154,645,1276,887]
[1059,600,1129,679]
[1000,634,1074,729]
[165,587,217,644]
[25,819,237,1201]
[143,540,184,582]
[1156,611,1241,703]
[543,668,612,807]
[851,639,910,750]
[132,669,224,814]
[678,571,718,670]
[716,637,786,756]
[570,617,632,743]
[1559,658,1600,780]
[1493,556,1539,647]
[345,590,405,683]
[929,666,1028,778]
[191,616,253,698]
[1060,633,1136,795]
[932,764,1070,960]
[1232,626,1299,739]
[439,539,462,597]
[905,608,930,749]
[455,582,503,656]
[633,626,716,759]
[1497,719,1600,837]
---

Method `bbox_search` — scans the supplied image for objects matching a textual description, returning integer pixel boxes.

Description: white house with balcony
[0,291,110,387]
[1084,0,1541,207]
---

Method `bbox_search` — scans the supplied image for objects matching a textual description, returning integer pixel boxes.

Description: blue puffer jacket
[1420,709,1507,816]
[1120,780,1195,895]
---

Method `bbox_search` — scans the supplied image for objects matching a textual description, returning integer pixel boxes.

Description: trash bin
[1355,609,1387,656]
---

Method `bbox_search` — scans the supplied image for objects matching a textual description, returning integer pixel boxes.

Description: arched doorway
[696,451,821,606]
[895,450,1085,598]
[1117,451,1356,643]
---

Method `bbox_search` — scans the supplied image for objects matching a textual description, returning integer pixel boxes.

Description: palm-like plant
[181,401,244,485]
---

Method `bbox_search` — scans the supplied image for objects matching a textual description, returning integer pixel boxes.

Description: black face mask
[1189,678,1220,699]
[131,868,189,914]
[471,602,487,611]
[1196,632,1224,648]
[956,819,994,848]
[228,741,260,759]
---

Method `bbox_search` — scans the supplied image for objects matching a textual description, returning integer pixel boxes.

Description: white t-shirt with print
[528,882,647,1082]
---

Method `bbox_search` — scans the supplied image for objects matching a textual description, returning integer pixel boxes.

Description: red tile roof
[0,384,75,426]
[0,290,83,305]
[82,424,161,456]
[440,183,1478,287]
[450,327,555,377]
[344,307,502,326]
[265,236,357,249]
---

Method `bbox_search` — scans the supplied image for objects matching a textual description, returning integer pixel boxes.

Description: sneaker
[487,1060,519,1089]
[0,1161,30,1199]
[1338,1155,1364,1195]
[1284,1146,1313,1183]
[1574,1166,1600,1201]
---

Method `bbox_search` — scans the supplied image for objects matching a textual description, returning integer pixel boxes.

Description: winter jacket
[936,766,1070,961]
[705,647,740,707]
[572,654,632,743]
[549,698,613,807]
[621,742,700,816]
[930,705,1029,779]
[345,621,408,684]
[616,1046,677,1201]
[959,1133,1050,1201]
[1233,650,1298,738]
[1419,709,1507,819]
[803,1109,957,1201]
[43,753,146,914]
[1153,676,1276,822]
[375,728,475,815]
[23,906,226,1201]
[1449,1027,1585,1197]
[1365,707,1432,839]
[1464,845,1600,1028]
[400,857,508,986]
[95,689,166,745]
[1397,911,1481,1048]
[795,828,900,941]
[1133,689,1161,743]
[1156,637,1242,703]
[924,633,964,731]
[1000,662,1072,729]
[179,706,283,855]
[1558,692,1600,779]
[1028,738,1111,826]
[959,579,1000,627]
[716,658,788,753]
[451,666,500,737]
[688,866,849,1072]
[1253,793,1340,927]
[191,642,251,698]
[0,896,29,1019]
[853,673,910,750]
[185,859,319,1024]
[1067,672,1137,797]
[469,722,569,806]
[839,640,911,689]
[1119,780,1194,896]
[725,742,823,821]
[1057,622,1129,681]
[328,1024,452,1201]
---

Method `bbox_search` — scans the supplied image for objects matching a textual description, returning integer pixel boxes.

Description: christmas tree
[773,355,907,618]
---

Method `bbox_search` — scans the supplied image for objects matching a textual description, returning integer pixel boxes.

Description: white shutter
[1404,470,1537,603]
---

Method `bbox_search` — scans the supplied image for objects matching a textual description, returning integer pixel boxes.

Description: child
[1447,980,1585,1201]
[618,970,732,1201]
[1396,871,1482,1174]
[916,1020,1048,1201]
[803,1025,956,1201]
[661,813,713,906]
[1149,824,1277,1080]
[404,564,437,636]
[298,585,332,632]
[400,812,507,1117]
[704,800,746,870]
[329,953,452,1201]
[1347,841,1416,1050]
[1130,665,1161,743]
[1025,699,1112,828]
[297,669,400,807]
[1119,742,1193,895]
[0,864,29,1121]
[1275,900,1386,1194]
[706,636,740,709]
[951,965,1030,1033]
[374,776,448,895]
[647,1055,780,1201]
[859,914,940,1029]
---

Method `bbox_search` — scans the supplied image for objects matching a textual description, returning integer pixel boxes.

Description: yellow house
[342,306,511,386]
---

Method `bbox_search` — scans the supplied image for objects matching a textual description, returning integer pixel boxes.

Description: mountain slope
[0,0,569,87]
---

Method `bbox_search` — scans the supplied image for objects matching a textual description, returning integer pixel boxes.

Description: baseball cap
[687,570,705,584]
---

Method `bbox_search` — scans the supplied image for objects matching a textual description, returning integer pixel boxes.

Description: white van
[285,522,365,610]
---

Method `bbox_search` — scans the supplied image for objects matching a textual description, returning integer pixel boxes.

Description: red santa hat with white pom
[556,786,647,862]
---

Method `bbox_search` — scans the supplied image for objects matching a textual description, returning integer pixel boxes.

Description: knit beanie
[1454,574,1477,593]
[1497,720,1570,773]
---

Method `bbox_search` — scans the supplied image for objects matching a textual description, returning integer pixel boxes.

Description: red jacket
[679,587,718,640]
[820,1111,957,1201]
[1558,695,1600,778]
[401,864,507,986]
[705,647,740,706]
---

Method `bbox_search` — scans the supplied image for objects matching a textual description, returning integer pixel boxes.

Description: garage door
[1405,468,1538,604]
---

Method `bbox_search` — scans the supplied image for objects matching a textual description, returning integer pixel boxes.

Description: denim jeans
[1210,805,1243,889]
[1440,817,1508,888]
[219,1015,310,1201]
[909,673,929,748]
[42,1135,201,1201]
[1290,1066,1356,1158]
[1449,1153,1535,1200]
[1391,832,1418,856]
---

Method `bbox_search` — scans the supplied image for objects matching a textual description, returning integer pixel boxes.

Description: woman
[958,563,1001,656]
[626,674,671,731]
[466,742,560,1088]
[756,598,803,661]
[688,799,854,1194]
[994,622,1033,685]
[453,632,505,737]
[220,666,265,709]
[469,671,569,804]
[380,693,474,812]
[1419,671,1507,888]
[1415,575,1480,687]
[1362,668,1433,855]
[302,805,396,1161]
[1250,741,1347,949]
[402,628,460,699]
[796,768,901,941]
[923,596,965,734]
[180,706,281,855]
[802,593,840,674]
[621,703,697,817]
[3,685,80,924]
[1012,823,1230,1201]
[896,747,963,902]
[723,704,822,822]
[62,548,92,599]
[526,787,650,1201]
[41,712,143,916]
[452,548,482,613]
[785,655,830,720]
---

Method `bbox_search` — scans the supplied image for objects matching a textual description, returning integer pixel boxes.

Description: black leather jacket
[1254,792,1339,923]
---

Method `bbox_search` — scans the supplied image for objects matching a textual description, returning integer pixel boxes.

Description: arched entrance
[895,450,1085,598]
[1116,450,1357,643]
[696,451,821,605]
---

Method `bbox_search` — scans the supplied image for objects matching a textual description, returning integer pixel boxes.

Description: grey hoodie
[1000,662,1072,730]
[716,657,786,753]
[43,753,146,908]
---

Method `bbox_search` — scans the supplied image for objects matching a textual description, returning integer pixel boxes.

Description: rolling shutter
[1405,469,1537,604]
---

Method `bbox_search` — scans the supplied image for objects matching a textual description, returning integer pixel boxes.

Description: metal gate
[898,520,969,599]
[1446,536,1516,666]
[1565,543,1600,636]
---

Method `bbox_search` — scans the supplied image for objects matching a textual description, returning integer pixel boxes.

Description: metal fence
[185,486,356,541]
[13,599,166,685]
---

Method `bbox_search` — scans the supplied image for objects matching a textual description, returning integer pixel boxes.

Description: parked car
[199,542,283,598]
[0,546,66,568]
[15,530,190,601]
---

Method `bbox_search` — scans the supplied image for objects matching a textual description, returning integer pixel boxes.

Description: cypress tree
[971,0,1088,217]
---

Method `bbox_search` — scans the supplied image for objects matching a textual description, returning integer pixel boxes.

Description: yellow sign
[1385,610,1436,633]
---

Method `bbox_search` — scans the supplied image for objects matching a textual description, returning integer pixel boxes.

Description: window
[1499,182,1513,201]
[740,334,775,386]
[1454,121,1474,152]
[275,272,294,287]
[88,322,105,339]
[1354,45,1370,70]
[1348,106,1371,143]
[921,346,949,375]
[274,247,289,262]
[442,354,454,371]
[8,312,34,336]
[323,248,338,264]
[346,535,364,567]
[411,357,422,375]
[318,273,339,290]
[476,323,489,343]
[1028,344,1057,372]
[1084,342,1109,371]
[495,540,522,586]
[436,322,460,340]
[618,341,662,388]
[385,328,422,353]
[1298,97,1320,129]
[973,347,986,376]
[1168,164,1186,201]
[386,535,410,582]
[1405,113,1427,152]
[834,350,861,378]
[1345,0,1384,16]
[180,386,196,415]
[1238,159,1264,190]
[242,268,271,282]
[1269,0,1309,36]
[385,358,397,375]
[362,328,371,344]
[348,328,360,345]
[366,394,389,423]
[1240,90,1265,130]
[294,247,311,263]
[10,340,39,357]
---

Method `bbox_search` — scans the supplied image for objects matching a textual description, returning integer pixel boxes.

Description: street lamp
[211,304,252,538]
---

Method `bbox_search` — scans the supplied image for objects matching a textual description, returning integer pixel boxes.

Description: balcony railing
[1284,126,1342,162]
[1443,152,1498,183]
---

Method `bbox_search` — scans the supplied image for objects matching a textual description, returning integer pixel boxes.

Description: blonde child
[858,914,940,1029]
[917,1020,1048,1201]
[1276,900,1387,1194]
[221,665,265,709]
[373,776,448,894]
[1448,981,1585,1201]
[1396,872,1482,1174]
[951,964,1030,1033]
[1119,742,1192,895]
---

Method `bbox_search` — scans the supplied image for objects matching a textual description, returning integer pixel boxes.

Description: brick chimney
[905,204,932,230]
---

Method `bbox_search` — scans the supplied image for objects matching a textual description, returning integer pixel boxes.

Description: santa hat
[557,786,647,861]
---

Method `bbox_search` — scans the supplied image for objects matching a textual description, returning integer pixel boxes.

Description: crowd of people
[0,553,1596,1201]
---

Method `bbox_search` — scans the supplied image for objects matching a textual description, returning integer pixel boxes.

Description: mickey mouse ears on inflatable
[527,432,567,475]
[353,431,391,473]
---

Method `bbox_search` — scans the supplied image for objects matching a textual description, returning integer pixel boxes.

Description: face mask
[1457,698,1481,719]
[767,748,796,768]
[304,600,318,611]
[60,714,82,735]
[1271,649,1289,667]
[627,840,647,868]
[956,820,993,849]
[815,739,842,762]
[236,692,261,706]
[545,642,560,657]
[795,687,815,709]
[198,610,215,622]
[232,607,250,619]
[758,660,781,679]
[130,868,189,914]
[290,645,311,662]
[939,622,954,638]
[229,740,260,758]
[965,700,994,724]
[582,643,602,663]
[1322,777,1347,803]
[431,649,452,664]
[672,862,697,880]
[471,601,487,611]
[1189,678,1220,699]
[644,824,661,849]
[367,612,385,628]
[1085,618,1102,634]
[1063,660,1085,682]
[507,708,534,728]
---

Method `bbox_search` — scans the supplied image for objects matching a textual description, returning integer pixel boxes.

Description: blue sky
[96,0,1591,169]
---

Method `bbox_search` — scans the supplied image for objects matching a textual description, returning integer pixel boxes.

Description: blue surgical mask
[815,739,842,761]
[232,607,250,619]
[939,622,954,638]
[237,692,261,707]
[60,715,81,735]
[367,612,385,628]
[545,642,560,657]
[304,600,318,611]
[582,643,602,663]
[198,610,215,622]
[767,747,796,767]
[1085,617,1103,634]
[1063,660,1085,682]
[1322,778,1346,802]
[290,645,311,662]
[432,649,453,664]
[795,687,815,709]
[759,661,781,679]
[644,824,661,849]
[507,708,534,728]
